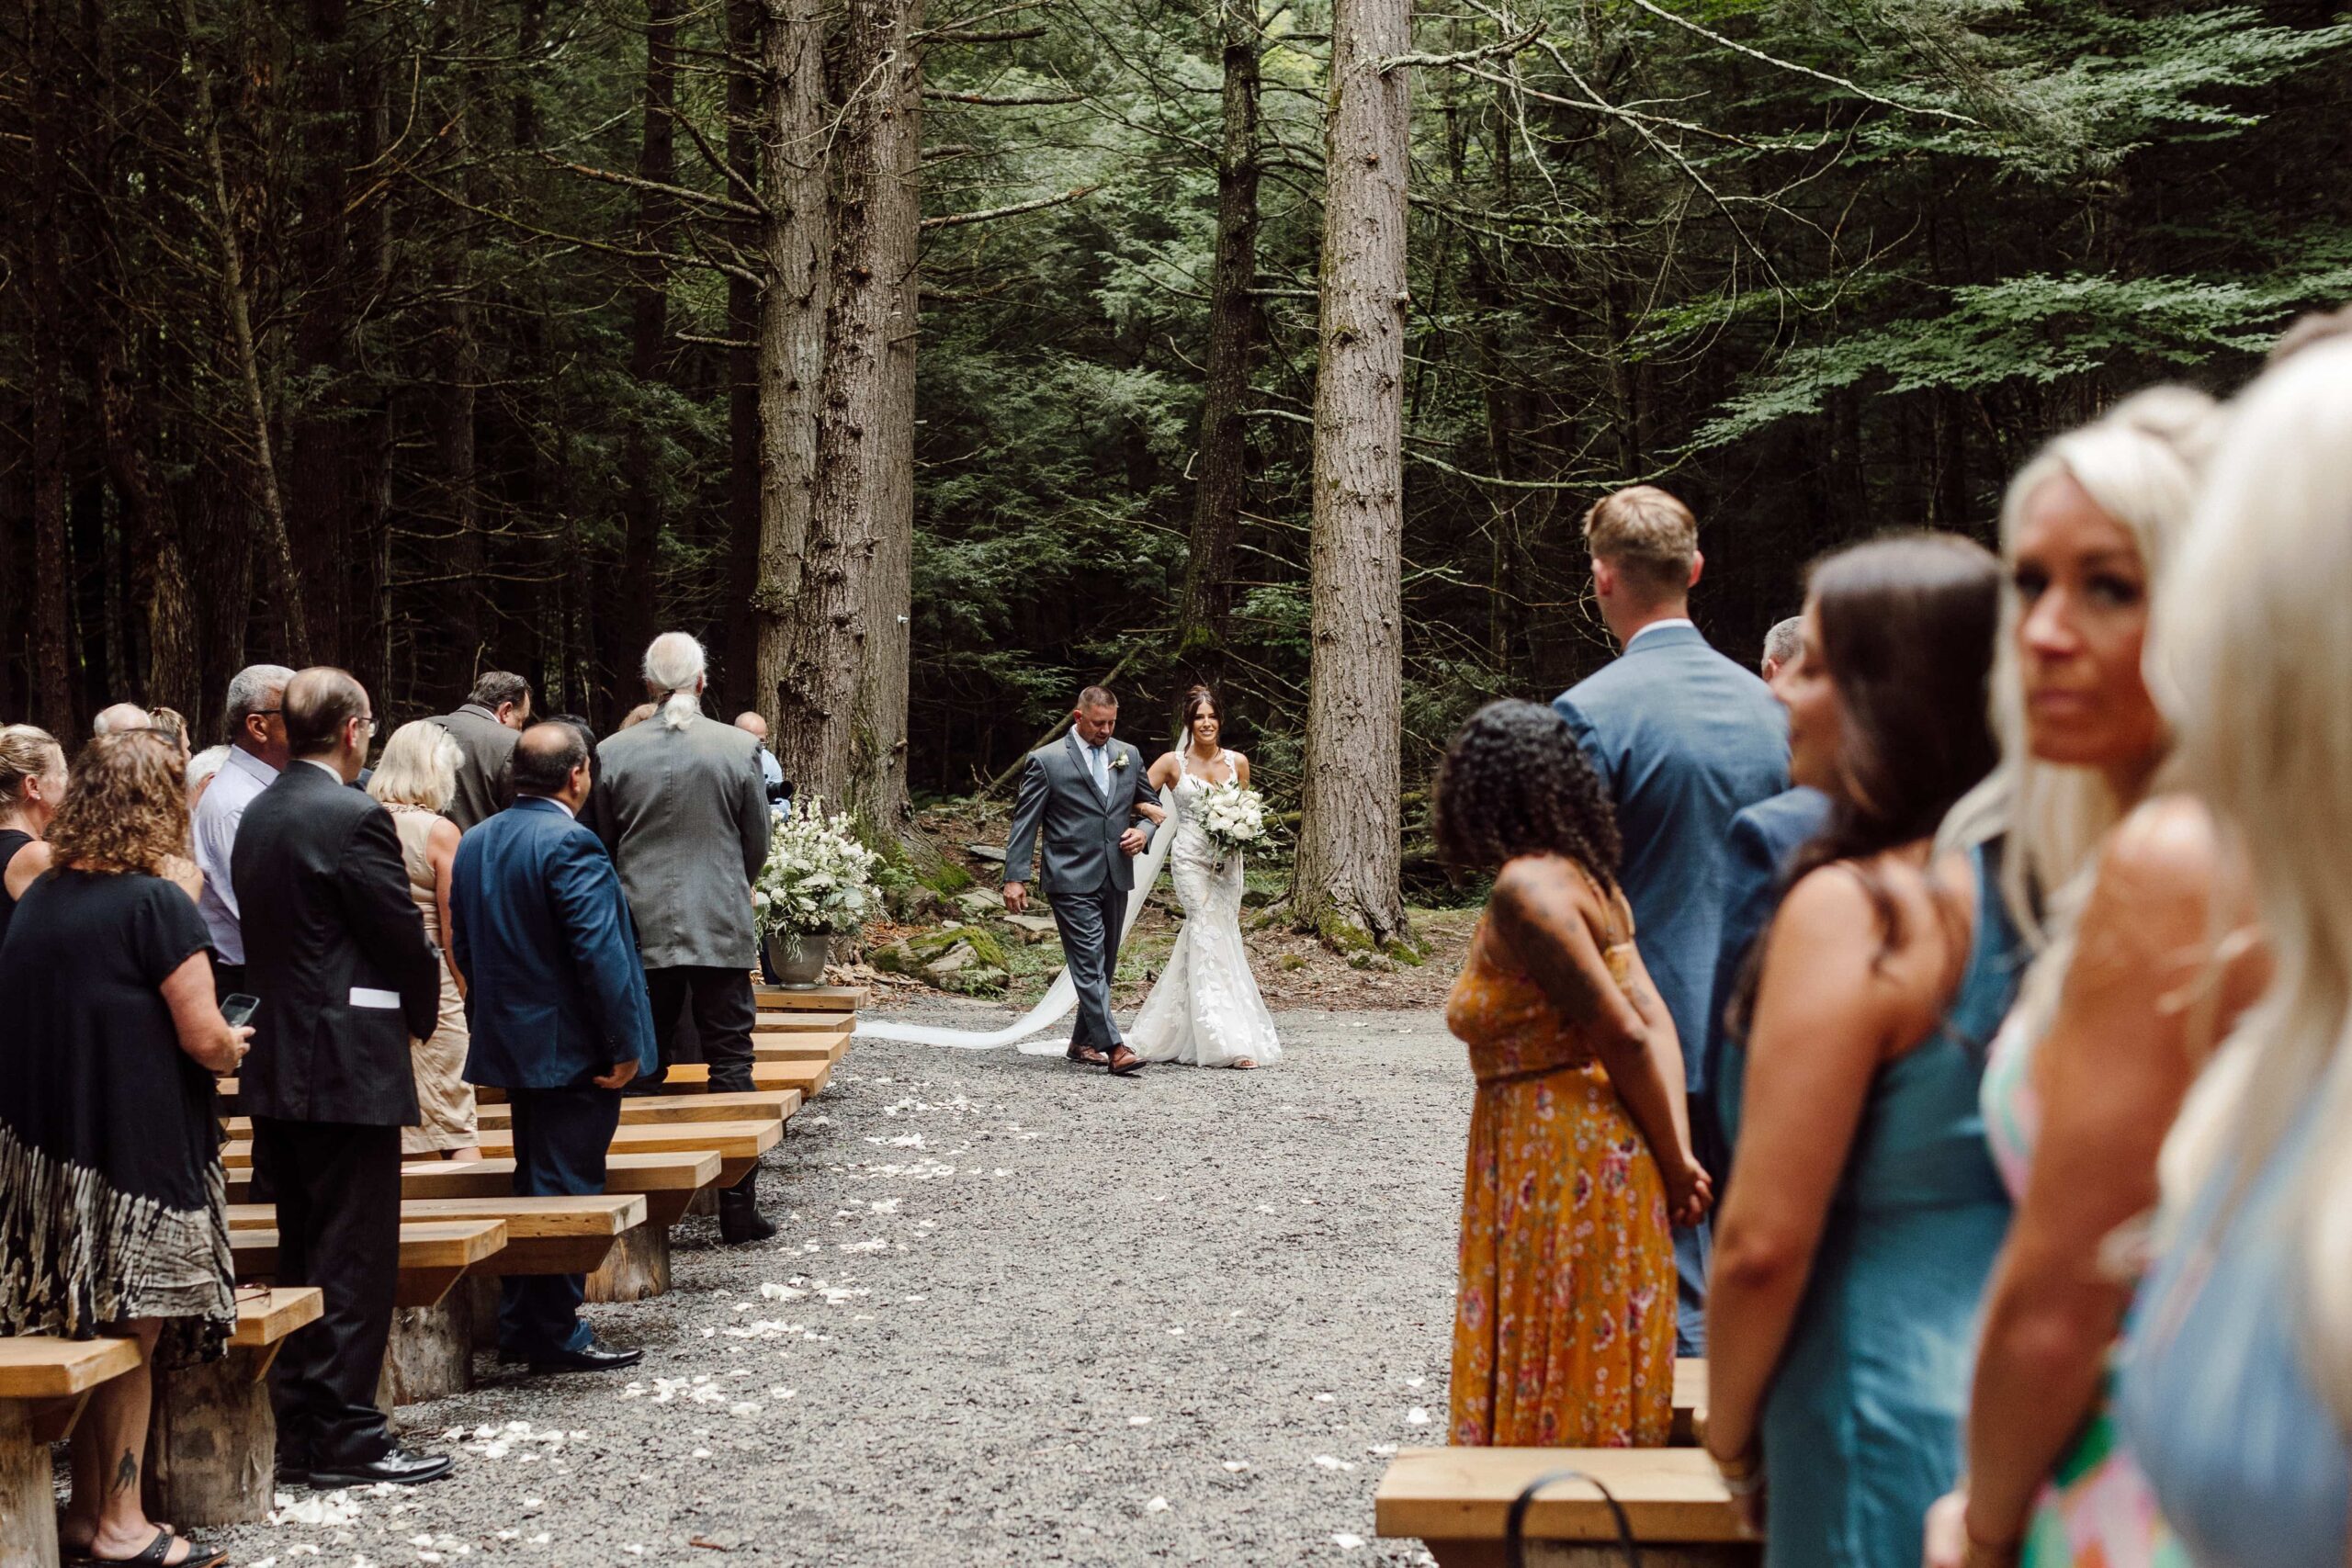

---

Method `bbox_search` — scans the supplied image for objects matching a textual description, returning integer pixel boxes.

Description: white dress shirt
[1626,616,1695,649]
[192,746,281,964]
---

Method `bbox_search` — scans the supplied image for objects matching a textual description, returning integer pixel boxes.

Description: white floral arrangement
[1195,778,1269,865]
[752,796,882,937]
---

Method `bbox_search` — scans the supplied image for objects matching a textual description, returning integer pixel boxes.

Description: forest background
[4,0,2348,947]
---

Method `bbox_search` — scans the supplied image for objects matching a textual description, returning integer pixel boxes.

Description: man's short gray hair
[93,702,150,737]
[643,632,707,731]
[223,663,296,739]
[1761,616,1804,676]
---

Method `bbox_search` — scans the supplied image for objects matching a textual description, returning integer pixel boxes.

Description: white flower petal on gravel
[527,1535,549,1547]
[1128,1416,1151,1426]
[1332,1532,1366,1550]
[1405,1407,1431,1425]
[1145,1497,1170,1514]
[1222,1461,1250,1472]
[1313,1455,1355,1471]
[1314,1393,1335,1403]
[1368,1444,1398,1455]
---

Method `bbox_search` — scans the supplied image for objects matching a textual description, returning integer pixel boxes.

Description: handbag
[1505,1467,1642,1568]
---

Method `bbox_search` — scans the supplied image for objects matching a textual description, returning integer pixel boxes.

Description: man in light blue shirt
[733,710,789,813]
[192,662,294,998]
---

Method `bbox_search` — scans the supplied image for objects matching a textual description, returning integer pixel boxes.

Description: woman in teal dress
[1702,533,2016,1568]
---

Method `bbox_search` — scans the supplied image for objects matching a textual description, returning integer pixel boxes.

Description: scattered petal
[1332,1532,1366,1550]
[1405,1406,1430,1425]
[1145,1496,1170,1514]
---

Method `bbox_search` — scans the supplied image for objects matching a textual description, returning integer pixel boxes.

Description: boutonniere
[1110,750,1130,772]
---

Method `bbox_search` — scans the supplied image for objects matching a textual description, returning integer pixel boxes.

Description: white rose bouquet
[752,796,883,938]
[1195,778,1269,867]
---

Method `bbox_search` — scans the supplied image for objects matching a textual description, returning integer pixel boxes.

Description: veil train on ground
[854,784,1177,1053]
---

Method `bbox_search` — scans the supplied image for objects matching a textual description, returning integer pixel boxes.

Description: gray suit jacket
[435,703,520,832]
[591,711,772,969]
[1003,731,1156,895]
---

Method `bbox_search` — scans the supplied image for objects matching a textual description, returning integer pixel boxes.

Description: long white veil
[854,784,1177,1052]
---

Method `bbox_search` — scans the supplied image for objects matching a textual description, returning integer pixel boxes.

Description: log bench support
[379,1294,476,1408]
[586,1220,671,1302]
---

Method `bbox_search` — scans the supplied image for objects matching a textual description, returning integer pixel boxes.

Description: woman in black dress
[0,723,65,948]
[0,732,251,1568]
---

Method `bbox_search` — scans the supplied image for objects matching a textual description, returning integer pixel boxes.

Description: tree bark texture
[27,0,76,731]
[721,0,764,710]
[773,0,922,818]
[1173,0,1261,695]
[182,0,311,668]
[614,0,679,716]
[749,0,834,740]
[1291,0,1411,951]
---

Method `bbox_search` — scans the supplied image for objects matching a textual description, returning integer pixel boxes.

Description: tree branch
[922,87,1085,106]
[537,152,767,217]
[921,183,1100,230]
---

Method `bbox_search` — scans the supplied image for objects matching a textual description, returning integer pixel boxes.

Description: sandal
[71,1529,226,1568]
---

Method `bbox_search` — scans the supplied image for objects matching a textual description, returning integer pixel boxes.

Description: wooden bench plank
[228,1198,642,1278]
[0,1337,142,1401]
[393,1152,720,1229]
[1673,1358,1706,1446]
[1375,1447,1747,1548]
[231,1218,506,1310]
[473,1089,797,1129]
[752,1034,849,1065]
[663,1059,831,1096]
[754,983,865,1012]
[753,1010,854,1033]
[230,1287,323,1349]
[222,1115,786,1184]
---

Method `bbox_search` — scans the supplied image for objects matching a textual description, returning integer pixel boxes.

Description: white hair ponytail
[642,631,707,732]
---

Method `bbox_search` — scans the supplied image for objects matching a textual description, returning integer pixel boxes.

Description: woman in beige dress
[368,721,479,1158]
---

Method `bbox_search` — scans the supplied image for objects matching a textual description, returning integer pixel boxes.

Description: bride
[1125,686,1281,1068]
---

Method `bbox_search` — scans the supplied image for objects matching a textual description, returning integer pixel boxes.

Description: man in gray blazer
[1003,686,1158,1076]
[434,671,533,830]
[1554,485,1788,1355]
[592,632,775,1239]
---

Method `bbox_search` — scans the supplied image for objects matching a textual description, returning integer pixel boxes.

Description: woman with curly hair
[1436,698,1710,1447]
[0,732,249,1568]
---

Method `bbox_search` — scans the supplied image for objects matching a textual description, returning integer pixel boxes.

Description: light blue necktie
[1089,741,1108,797]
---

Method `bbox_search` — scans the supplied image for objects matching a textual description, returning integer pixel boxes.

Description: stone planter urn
[763,930,832,988]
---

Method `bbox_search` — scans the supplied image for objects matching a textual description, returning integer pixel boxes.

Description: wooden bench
[1376,1447,1756,1567]
[229,1216,506,1310]
[1673,1358,1706,1446]
[230,1196,642,1278]
[221,1117,783,1188]
[661,1057,832,1096]
[386,1151,722,1301]
[470,1089,798,1130]
[754,1008,855,1034]
[755,982,866,1013]
[143,1287,324,1529]
[0,1337,144,1566]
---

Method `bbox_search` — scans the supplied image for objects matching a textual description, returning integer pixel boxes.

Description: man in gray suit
[592,632,775,1240]
[1003,686,1158,1077]
[1553,485,1788,1354]
[435,671,533,830]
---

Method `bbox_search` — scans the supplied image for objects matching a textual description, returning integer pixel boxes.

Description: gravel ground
[205,998,1472,1568]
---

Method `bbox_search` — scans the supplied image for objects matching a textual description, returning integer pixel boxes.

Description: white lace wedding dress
[1125,750,1281,1066]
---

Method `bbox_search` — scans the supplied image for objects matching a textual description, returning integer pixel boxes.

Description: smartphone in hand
[220,993,259,1030]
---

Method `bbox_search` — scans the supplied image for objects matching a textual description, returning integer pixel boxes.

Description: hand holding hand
[1923,1492,1969,1568]
[594,1058,640,1090]
[1004,882,1028,914]
[1663,1153,1714,1227]
[1118,827,1147,855]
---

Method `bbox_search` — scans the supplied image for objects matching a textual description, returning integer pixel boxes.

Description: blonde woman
[368,720,479,1158]
[1926,389,2274,1568]
[0,724,66,949]
[2111,334,2352,1568]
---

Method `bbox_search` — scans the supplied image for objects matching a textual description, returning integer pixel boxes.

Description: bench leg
[0,1401,61,1567]
[376,1294,477,1407]
[585,1222,672,1303]
[144,1350,275,1527]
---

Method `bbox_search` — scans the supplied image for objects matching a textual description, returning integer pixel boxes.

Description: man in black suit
[232,667,455,1489]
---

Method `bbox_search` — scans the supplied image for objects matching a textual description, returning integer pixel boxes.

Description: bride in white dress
[1125,687,1281,1068]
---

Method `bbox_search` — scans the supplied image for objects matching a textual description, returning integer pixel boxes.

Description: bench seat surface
[0,1337,142,1400]
[1375,1446,1743,1545]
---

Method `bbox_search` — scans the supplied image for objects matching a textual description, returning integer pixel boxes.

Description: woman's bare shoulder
[2098,795,2223,899]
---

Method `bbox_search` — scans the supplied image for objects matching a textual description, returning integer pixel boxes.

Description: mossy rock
[940,964,1009,998]
[922,861,976,896]
[905,924,1010,970]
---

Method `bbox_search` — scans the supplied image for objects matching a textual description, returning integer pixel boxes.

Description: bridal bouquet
[753,796,883,937]
[1196,778,1270,866]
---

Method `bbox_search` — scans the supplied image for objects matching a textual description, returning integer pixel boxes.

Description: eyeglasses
[356,716,379,739]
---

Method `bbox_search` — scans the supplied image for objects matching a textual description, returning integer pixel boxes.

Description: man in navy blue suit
[1554,486,1789,1354]
[452,722,659,1374]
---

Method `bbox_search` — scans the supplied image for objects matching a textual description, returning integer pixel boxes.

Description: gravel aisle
[209,1001,1471,1567]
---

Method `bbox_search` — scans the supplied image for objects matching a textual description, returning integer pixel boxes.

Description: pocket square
[349,987,401,1009]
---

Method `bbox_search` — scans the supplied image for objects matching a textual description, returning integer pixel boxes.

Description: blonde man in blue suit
[1553,486,1789,1354]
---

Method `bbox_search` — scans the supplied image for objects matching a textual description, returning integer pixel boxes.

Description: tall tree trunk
[27,0,76,730]
[774,0,920,817]
[720,0,764,711]
[614,0,678,716]
[849,2,923,836]
[749,0,833,739]
[181,0,311,667]
[1173,0,1261,696]
[1290,0,1410,952]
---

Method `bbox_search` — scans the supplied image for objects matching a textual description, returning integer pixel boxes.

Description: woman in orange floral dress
[1435,700,1713,1447]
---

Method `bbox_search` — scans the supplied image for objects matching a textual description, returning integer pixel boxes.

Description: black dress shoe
[526,1340,643,1375]
[306,1446,456,1489]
